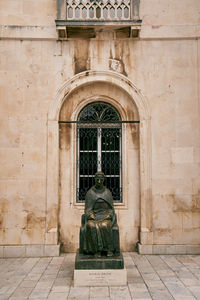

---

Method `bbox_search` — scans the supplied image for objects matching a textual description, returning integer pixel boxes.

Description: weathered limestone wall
[0,0,200,255]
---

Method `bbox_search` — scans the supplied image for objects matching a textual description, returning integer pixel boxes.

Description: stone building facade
[0,0,200,257]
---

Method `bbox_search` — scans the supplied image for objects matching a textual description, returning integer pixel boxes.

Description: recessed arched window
[77,102,122,203]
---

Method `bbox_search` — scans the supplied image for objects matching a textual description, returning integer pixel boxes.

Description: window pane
[104,176,121,202]
[101,152,120,175]
[79,128,97,151]
[78,177,95,202]
[102,128,120,151]
[80,152,97,175]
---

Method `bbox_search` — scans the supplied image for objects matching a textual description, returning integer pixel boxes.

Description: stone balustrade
[66,0,131,21]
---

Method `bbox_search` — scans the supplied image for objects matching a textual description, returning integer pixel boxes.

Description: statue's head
[94,171,105,189]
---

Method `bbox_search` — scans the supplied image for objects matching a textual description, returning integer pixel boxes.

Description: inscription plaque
[74,269,127,286]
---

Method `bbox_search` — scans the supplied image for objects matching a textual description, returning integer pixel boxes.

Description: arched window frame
[77,101,122,203]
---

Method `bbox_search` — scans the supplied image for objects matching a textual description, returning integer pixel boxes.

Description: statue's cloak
[85,186,114,216]
[80,185,120,254]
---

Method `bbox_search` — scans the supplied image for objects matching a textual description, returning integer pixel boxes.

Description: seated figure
[79,171,120,257]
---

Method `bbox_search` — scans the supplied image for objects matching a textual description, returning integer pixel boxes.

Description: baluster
[79,0,83,19]
[125,1,130,19]
[114,0,118,19]
[121,2,125,19]
[100,0,104,20]
[72,0,76,19]
[107,0,111,19]
[93,1,97,19]
[85,0,89,19]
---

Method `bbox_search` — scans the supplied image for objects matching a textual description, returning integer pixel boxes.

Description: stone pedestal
[74,250,127,286]
[74,268,127,286]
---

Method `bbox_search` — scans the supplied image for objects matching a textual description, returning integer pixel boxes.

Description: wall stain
[0,214,4,228]
[74,40,90,74]
[26,212,45,230]
[47,204,58,232]
[192,190,200,210]
[109,41,127,76]
[59,123,71,151]
[156,228,172,234]
[0,199,9,212]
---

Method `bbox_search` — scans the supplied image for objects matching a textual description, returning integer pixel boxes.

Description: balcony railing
[67,0,132,21]
[56,0,141,38]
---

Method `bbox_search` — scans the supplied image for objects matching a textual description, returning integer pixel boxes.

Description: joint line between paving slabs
[145,255,177,300]
[129,253,155,299]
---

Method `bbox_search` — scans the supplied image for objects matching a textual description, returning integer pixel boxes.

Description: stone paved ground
[0,252,200,300]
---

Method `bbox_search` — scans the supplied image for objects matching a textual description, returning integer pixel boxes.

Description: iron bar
[59,120,140,123]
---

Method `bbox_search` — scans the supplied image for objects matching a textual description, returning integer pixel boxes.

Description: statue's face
[95,175,104,189]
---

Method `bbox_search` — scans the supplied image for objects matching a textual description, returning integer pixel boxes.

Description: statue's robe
[82,186,117,254]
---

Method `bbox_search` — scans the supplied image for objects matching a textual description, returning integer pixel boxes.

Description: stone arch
[45,70,152,249]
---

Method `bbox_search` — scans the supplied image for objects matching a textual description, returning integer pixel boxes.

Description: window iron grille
[77,102,122,202]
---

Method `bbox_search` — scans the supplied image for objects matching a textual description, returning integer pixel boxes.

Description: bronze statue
[79,172,120,257]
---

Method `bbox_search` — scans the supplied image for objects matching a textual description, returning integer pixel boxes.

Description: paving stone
[9,297,29,300]
[148,286,174,300]
[51,257,65,265]
[90,297,110,300]
[26,273,42,281]
[47,292,68,300]
[35,281,54,289]
[188,285,200,299]
[19,280,38,288]
[89,286,109,298]
[128,282,152,299]
[53,277,72,286]
[164,282,196,300]
[68,287,89,300]
[51,285,70,292]
[10,286,33,298]
[29,288,51,299]
[90,298,110,300]
[57,270,72,278]
[0,296,10,300]
[39,275,57,282]
[109,286,131,300]
[26,299,47,300]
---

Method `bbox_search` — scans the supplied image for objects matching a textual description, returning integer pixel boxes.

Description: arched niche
[46,70,152,251]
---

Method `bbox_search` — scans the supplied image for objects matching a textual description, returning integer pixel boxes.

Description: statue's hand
[88,212,95,220]
[105,212,112,220]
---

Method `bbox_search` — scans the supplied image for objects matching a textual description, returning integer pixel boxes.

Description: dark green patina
[75,251,124,270]
[76,171,124,270]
